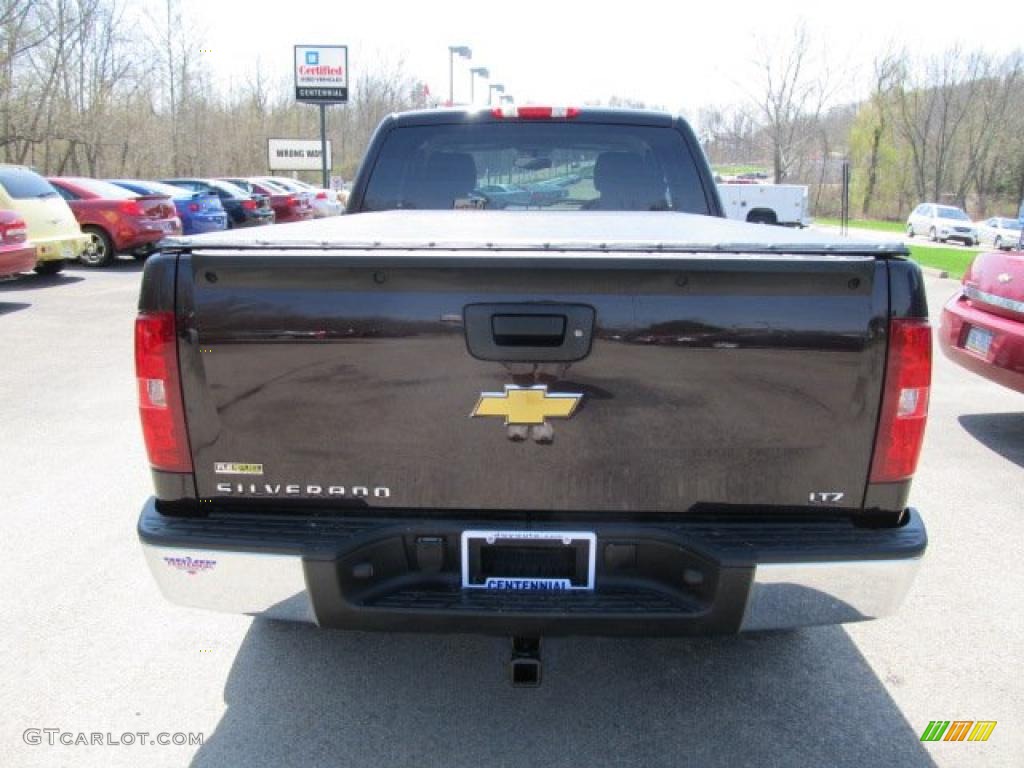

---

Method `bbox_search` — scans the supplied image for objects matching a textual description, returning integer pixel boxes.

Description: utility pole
[319,104,328,189]
[448,46,471,105]
[470,67,489,105]
[841,158,851,236]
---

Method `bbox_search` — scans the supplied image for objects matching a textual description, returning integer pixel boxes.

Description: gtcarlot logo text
[23,729,203,747]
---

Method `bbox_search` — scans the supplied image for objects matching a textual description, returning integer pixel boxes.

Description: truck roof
[380,106,677,128]
[164,210,907,257]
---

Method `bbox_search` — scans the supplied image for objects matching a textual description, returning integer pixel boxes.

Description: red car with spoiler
[47,177,181,267]
[940,248,1024,392]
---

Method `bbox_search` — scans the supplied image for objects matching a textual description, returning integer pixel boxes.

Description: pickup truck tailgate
[175,212,890,514]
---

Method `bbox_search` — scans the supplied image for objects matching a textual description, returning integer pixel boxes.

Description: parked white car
[906,203,978,245]
[259,177,343,217]
[976,216,1023,250]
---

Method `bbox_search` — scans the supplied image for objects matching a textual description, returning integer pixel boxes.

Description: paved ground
[2,259,1021,767]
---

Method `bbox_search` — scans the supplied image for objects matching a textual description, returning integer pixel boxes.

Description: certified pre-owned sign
[294,45,348,104]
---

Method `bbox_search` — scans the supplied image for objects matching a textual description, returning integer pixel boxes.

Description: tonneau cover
[163,210,907,256]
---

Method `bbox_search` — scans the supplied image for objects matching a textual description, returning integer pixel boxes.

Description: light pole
[488,83,505,105]
[469,67,489,105]
[448,46,471,106]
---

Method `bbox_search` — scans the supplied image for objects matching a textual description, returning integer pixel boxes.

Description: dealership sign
[294,45,348,104]
[268,139,333,171]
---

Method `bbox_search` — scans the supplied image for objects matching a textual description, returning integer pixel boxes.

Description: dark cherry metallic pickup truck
[135,108,931,665]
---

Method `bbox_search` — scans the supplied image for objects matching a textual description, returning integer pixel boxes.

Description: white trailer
[717,183,811,227]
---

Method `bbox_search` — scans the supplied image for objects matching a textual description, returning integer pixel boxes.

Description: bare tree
[12,0,88,164]
[860,51,903,215]
[749,24,834,184]
[698,105,759,167]
[959,52,1023,213]
[144,0,199,175]
[894,47,989,203]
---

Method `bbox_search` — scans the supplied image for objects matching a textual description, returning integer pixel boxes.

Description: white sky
[162,0,1020,116]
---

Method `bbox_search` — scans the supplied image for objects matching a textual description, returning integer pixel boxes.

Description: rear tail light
[135,312,192,473]
[870,318,932,483]
[242,199,257,210]
[188,202,200,212]
[0,217,28,244]
[286,195,299,207]
[119,200,144,216]
[491,105,581,120]
[316,191,327,200]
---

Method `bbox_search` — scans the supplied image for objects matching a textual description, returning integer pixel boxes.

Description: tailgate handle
[491,314,566,347]
[464,304,594,362]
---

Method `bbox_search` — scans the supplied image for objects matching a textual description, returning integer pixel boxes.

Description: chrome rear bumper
[142,544,315,623]
[740,558,921,631]
[138,501,929,634]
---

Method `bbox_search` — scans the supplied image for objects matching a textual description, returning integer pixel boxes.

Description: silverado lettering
[214,483,391,498]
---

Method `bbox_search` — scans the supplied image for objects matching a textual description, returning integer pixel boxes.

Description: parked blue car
[106,179,228,235]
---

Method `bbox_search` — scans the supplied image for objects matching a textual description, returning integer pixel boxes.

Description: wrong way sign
[267,138,333,171]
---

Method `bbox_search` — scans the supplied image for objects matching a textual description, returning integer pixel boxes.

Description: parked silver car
[976,216,1023,250]
[906,203,978,245]
[258,176,343,217]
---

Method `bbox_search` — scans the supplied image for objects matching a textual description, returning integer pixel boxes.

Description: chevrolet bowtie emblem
[471,385,582,426]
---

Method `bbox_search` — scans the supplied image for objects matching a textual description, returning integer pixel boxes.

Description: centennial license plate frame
[461,530,597,591]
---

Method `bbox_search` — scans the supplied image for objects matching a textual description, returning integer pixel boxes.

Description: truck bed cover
[163,210,907,257]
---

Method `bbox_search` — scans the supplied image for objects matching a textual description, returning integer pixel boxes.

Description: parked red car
[47,177,181,267]
[219,178,314,224]
[0,209,35,277]
[939,249,1024,393]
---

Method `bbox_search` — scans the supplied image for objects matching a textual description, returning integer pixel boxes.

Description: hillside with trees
[0,0,427,182]
[3,2,1022,219]
[699,29,1023,219]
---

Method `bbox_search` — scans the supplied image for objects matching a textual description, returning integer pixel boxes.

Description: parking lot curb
[919,266,950,279]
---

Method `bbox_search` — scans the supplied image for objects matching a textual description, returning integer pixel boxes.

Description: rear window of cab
[360,122,712,214]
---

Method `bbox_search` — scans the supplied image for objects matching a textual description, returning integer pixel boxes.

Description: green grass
[816,217,906,233]
[713,164,769,177]
[907,245,975,279]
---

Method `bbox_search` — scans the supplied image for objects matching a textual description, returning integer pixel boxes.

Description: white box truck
[718,182,811,227]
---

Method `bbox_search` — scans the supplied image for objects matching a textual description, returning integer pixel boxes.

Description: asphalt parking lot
[2,259,1021,768]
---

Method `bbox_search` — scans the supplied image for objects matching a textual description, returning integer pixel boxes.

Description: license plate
[461,530,596,591]
[964,326,993,357]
